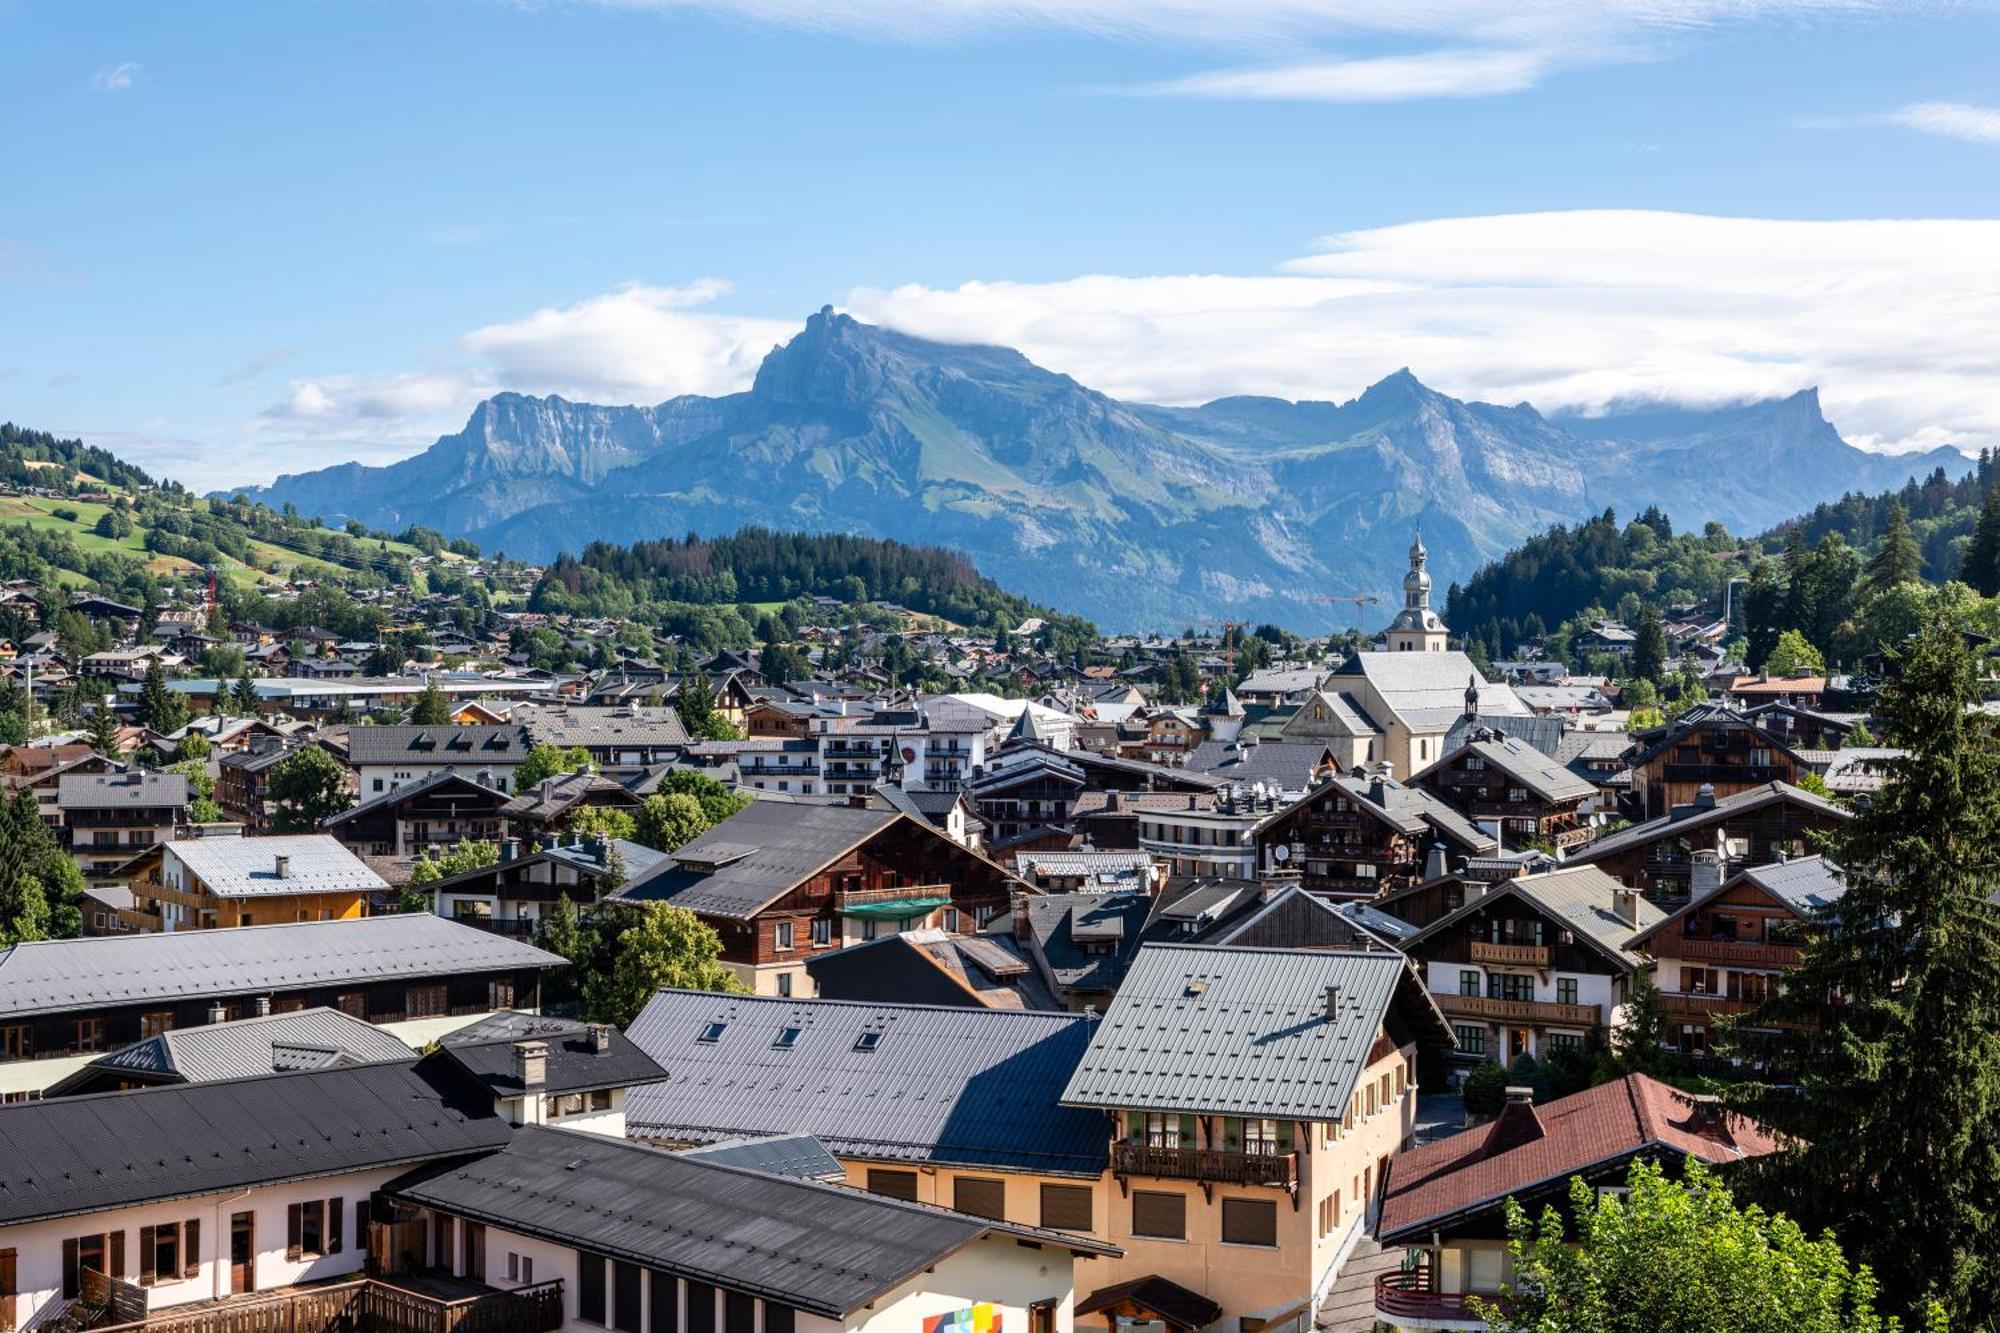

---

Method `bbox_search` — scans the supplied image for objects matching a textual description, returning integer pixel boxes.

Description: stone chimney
[273,854,291,879]
[587,1023,613,1055]
[206,1001,228,1024]
[253,995,272,1017]
[514,1039,549,1089]
[1613,888,1641,928]
[1323,985,1342,1022]
[1483,1086,1546,1156]
[1689,849,1723,899]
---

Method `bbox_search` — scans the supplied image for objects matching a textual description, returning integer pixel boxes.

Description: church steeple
[1384,526,1450,652]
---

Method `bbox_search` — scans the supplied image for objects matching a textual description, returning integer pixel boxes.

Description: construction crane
[1313,593,1381,635]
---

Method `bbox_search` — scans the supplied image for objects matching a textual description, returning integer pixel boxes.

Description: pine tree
[1631,604,1666,683]
[1964,485,2000,597]
[85,703,123,757]
[1727,613,2000,1326]
[232,673,261,715]
[409,680,452,725]
[1866,500,1924,595]
[137,659,188,734]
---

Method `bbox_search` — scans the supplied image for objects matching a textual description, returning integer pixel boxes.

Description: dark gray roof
[1059,944,1443,1120]
[0,915,563,1020]
[324,768,510,825]
[612,802,902,919]
[624,990,1109,1176]
[516,705,691,750]
[1022,892,1154,994]
[58,770,188,810]
[1182,739,1333,791]
[55,1006,412,1090]
[0,1059,510,1225]
[1440,712,1567,757]
[344,724,533,767]
[1572,781,1849,862]
[1405,865,1663,970]
[386,1125,1114,1319]
[1739,854,1846,912]
[1419,735,1596,804]
[436,1012,668,1097]
[680,1134,847,1183]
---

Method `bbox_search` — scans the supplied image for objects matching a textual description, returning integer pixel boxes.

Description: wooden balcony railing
[1111,1142,1298,1189]
[1373,1272,1482,1324]
[1435,993,1602,1027]
[86,1278,565,1333]
[1659,992,1755,1020]
[1469,941,1550,967]
[835,883,952,910]
[1667,937,1802,968]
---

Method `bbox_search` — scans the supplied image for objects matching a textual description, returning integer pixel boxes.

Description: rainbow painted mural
[924,1304,1001,1333]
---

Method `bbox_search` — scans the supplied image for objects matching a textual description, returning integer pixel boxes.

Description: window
[327,1196,344,1254]
[1140,1112,1191,1148]
[772,1026,802,1050]
[861,919,878,941]
[853,1030,883,1053]
[942,908,961,933]
[406,984,448,1018]
[488,979,516,1010]
[649,1271,676,1333]
[590,1089,613,1112]
[1039,1183,1093,1232]
[335,992,367,1019]
[1028,1301,1057,1333]
[613,1262,643,1333]
[578,1253,606,1325]
[62,1233,122,1300]
[1243,1118,1281,1155]
[697,1022,726,1043]
[1221,1197,1278,1247]
[1131,1191,1186,1240]
[72,1018,106,1053]
[723,1292,754,1333]
[1489,973,1534,1002]
[140,1220,195,1286]
[773,921,795,952]
[1556,978,1579,1006]
[0,1025,29,1060]
[775,973,792,998]
[953,1176,1006,1220]
[1545,1032,1583,1054]
[867,1169,919,1201]
[811,917,832,947]
[1458,969,1480,997]
[139,1011,174,1039]
[287,1200,325,1260]
[686,1282,716,1333]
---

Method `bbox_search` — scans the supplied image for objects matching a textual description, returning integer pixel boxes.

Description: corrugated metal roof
[680,1134,847,1183]
[0,1059,511,1225]
[344,724,532,767]
[87,1006,411,1082]
[1572,781,1849,861]
[624,990,1108,1176]
[436,1012,667,1097]
[168,834,389,898]
[1058,944,1415,1121]
[389,1127,1113,1318]
[0,915,562,1019]
[613,802,901,919]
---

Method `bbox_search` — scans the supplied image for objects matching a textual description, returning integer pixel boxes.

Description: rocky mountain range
[230,307,1970,630]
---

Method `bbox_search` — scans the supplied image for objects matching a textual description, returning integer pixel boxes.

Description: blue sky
[4,0,1999,489]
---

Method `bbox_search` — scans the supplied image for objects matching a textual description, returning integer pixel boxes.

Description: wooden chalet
[1569,780,1850,907]
[1412,731,1596,854]
[322,770,511,860]
[1624,703,1806,820]
[1250,767,1496,900]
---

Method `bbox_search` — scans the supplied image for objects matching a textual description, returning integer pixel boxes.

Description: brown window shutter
[182,1220,200,1279]
[327,1198,343,1255]
[951,1177,1006,1220]
[2,1246,17,1333]
[140,1226,156,1286]
[109,1231,126,1280]
[286,1205,303,1261]
[61,1239,78,1301]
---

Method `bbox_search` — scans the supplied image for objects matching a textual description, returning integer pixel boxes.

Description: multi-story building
[1250,769,1496,899]
[1412,731,1597,856]
[1623,703,1807,821]
[322,770,511,860]
[1399,865,1662,1068]
[345,724,534,798]
[1569,779,1849,907]
[57,770,189,884]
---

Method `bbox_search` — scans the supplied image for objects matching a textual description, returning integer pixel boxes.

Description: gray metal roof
[1404,865,1663,970]
[57,770,188,810]
[1023,892,1155,994]
[343,724,533,767]
[613,802,901,919]
[680,1134,847,1183]
[1572,781,1850,862]
[0,1059,511,1225]
[1182,740,1333,791]
[0,914,563,1019]
[516,705,690,750]
[1739,854,1847,912]
[624,990,1109,1176]
[436,1012,668,1097]
[75,1006,412,1085]
[1421,736,1596,804]
[168,834,389,898]
[1059,944,1431,1120]
[386,1125,1115,1319]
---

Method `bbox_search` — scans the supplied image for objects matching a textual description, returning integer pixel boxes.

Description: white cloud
[1128,48,1553,102]
[92,62,139,91]
[843,210,2000,456]
[1882,100,2000,143]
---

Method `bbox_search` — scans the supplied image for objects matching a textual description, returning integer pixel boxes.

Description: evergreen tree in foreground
[1728,612,2000,1326]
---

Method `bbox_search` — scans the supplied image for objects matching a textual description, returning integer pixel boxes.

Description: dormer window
[697,1022,726,1043]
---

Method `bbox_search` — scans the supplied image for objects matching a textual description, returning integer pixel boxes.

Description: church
[1312,531,1533,777]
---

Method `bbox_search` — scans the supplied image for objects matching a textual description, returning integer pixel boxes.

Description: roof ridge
[644,986,1088,1024]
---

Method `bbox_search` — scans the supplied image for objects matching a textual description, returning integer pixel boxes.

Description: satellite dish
[1272,844,1290,863]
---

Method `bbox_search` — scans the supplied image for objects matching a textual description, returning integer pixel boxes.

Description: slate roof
[169,834,389,898]
[58,770,188,810]
[1280,771,1497,855]
[679,1134,847,1183]
[623,989,1109,1176]
[516,705,691,750]
[1059,945,1449,1120]
[0,1058,510,1225]
[1403,865,1662,971]
[1022,891,1156,994]
[1182,740,1334,792]
[0,915,563,1020]
[1376,1074,1781,1242]
[435,1011,669,1097]
[344,724,533,767]
[1625,855,1847,953]
[613,803,930,919]
[385,1125,1115,1320]
[52,1006,413,1091]
[1571,781,1849,862]
[1417,735,1596,804]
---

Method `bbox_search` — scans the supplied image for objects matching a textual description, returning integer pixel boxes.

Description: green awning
[840,896,952,919]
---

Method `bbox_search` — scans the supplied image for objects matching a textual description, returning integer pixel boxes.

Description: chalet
[1569,780,1849,906]
[1412,731,1597,855]
[1,744,118,828]
[345,724,534,798]
[58,770,189,883]
[1076,789,1277,882]
[1060,945,1452,1330]
[1742,700,1865,750]
[1250,768,1497,899]
[1624,854,1846,1061]
[869,783,984,849]
[1726,671,1830,710]
[216,738,303,829]
[610,801,1029,996]
[1372,1076,1779,1327]
[970,748,1087,846]
[1623,703,1806,820]
[515,705,690,769]
[426,838,668,935]
[1399,865,1662,1068]
[0,915,561,1096]
[499,771,644,843]
[803,927,1055,1009]
[323,770,511,860]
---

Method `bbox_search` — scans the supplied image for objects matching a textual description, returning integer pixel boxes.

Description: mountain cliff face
[231,308,1969,630]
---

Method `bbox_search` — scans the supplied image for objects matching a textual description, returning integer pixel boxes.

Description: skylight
[773,1026,803,1050]
[854,1030,882,1053]
[697,1022,726,1043]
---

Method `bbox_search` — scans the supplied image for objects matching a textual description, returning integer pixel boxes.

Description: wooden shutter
[613,1262,643,1333]
[0,1246,16,1333]
[577,1252,606,1325]
[648,1271,677,1333]
[327,1198,344,1255]
[723,1291,754,1333]
[1131,1191,1186,1240]
[109,1231,126,1280]
[1220,1197,1278,1247]
[865,1169,918,1201]
[1038,1183,1093,1232]
[286,1205,303,1262]
[952,1177,1006,1220]
[183,1220,200,1279]
[763,1306,794,1333]
[61,1239,79,1301]
[139,1227,156,1286]
[685,1282,715,1333]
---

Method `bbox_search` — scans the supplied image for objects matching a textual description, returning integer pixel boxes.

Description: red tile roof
[1376,1074,1781,1242]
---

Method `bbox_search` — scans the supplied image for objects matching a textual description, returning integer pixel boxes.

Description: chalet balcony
[1658,763,1791,785]
[835,883,953,916]
[1469,941,1550,968]
[1373,1272,1484,1330]
[1435,993,1602,1028]
[822,742,879,758]
[77,1274,564,1333]
[1659,992,1756,1020]
[1111,1142,1298,1189]
[1668,937,1802,968]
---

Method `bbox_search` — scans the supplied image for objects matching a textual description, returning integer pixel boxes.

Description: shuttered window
[1221,1198,1278,1247]
[1131,1191,1186,1240]
[613,1262,642,1333]
[686,1282,716,1333]
[578,1253,606,1326]
[866,1169,919,1201]
[953,1177,1006,1220]
[724,1292,755,1333]
[327,1198,344,1256]
[182,1219,199,1280]
[649,1271,677,1333]
[1038,1184,1092,1232]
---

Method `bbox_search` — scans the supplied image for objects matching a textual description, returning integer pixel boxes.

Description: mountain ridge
[227,308,1971,631]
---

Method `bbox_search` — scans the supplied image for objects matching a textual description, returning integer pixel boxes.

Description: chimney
[1425,842,1448,882]
[1323,985,1342,1022]
[1011,892,1032,942]
[1689,849,1723,899]
[206,1002,228,1025]
[500,838,520,864]
[514,1039,549,1089]
[1483,1087,1547,1156]
[1693,782,1717,811]
[1105,790,1120,812]
[273,854,290,879]
[587,1023,613,1055]
[1613,888,1640,928]
[253,995,272,1017]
